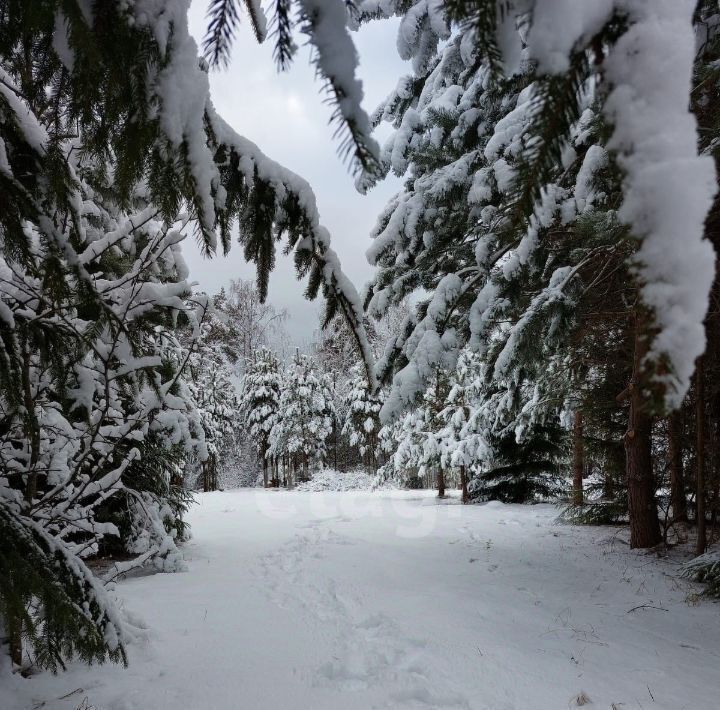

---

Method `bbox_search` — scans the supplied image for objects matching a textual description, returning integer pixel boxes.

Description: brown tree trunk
[460,465,469,504]
[572,410,584,506]
[262,453,268,488]
[696,357,707,556]
[624,316,662,548]
[437,466,445,498]
[668,411,688,523]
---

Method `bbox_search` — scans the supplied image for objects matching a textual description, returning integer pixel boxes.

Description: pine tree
[690,1,720,557]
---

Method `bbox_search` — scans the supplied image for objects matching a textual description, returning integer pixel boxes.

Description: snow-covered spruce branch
[202,0,379,175]
[206,110,377,388]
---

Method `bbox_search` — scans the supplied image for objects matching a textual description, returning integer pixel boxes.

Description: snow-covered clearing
[4,490,719,710]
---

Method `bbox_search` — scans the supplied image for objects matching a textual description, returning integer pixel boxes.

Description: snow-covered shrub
[295,469,395,492]
[681,550,720,598]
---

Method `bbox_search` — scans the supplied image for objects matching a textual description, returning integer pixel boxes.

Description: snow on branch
[526,0,716,405]
[603,0,716,406]
[207,109,377,388]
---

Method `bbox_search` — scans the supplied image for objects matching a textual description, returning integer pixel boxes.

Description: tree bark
[8,613,22,669]
[572,410,584,506]
[437,466,445,498]
[333,419,338,471]
[667,411,687,523]
[460,465,469,504]
[624,316,662,548]
[696,357,707,556]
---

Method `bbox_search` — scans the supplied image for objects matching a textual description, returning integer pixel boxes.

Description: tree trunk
[572,410,584,506]
[624,316,661,548]
[8,613,22,669]
[696,357,707,556]
[333,420,338,471]
[262,453,268,488]
[668,411,687,523]
[437,466,445,498]
[460,465,469,504]
[21,337,40,505]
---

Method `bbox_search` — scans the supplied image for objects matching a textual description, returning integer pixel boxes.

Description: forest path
[5,490,720,710]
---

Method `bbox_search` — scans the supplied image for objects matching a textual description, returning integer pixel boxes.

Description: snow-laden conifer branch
[204,0,245,67]
[202,0,379,175]
[0,499,130,671]
[207,109,377,387]
[359,0,716,413]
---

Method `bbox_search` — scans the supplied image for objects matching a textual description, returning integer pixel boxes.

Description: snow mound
[295,469,394,492]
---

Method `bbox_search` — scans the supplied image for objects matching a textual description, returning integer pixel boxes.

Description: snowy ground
[3,490,719,710]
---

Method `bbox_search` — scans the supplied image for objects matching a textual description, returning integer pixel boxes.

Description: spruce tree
[240,349,283,487]
[268,352,333,485]
[438,350,485,503]
[359,0,714,413]
[185,299,242,492]
[355,3,715,546]
[342,365,384,473]
[0,0,378,671]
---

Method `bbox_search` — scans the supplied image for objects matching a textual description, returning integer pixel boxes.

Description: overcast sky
[184,3,407,345]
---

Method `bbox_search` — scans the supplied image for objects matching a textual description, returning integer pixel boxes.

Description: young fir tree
[469,423,566,503]
[268,352,333,485]
[382,369,450,494]
[240,349,283,487]
[383,407,427,489]
[0,160,205,668]
[342,365,384,473]
[314,313,366,470]
[185,299,243,492]
[438,350,486,503]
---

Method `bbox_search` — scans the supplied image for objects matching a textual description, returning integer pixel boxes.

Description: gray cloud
[185,3,406,344]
